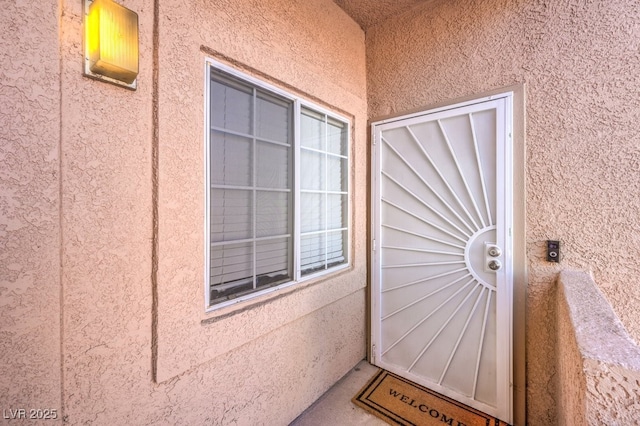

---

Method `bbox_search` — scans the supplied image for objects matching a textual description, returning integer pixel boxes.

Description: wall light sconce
[84,0,139,90]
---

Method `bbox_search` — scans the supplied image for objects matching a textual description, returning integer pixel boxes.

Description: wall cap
[557,269,640,372]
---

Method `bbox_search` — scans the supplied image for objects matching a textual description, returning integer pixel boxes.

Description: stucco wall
[2,0,366,424]
[59,0,156,421]
[366,0,640,423]
[0,0,62,417]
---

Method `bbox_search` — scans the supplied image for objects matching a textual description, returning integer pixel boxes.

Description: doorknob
[488,260,502,271]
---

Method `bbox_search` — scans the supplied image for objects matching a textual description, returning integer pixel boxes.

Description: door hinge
[371,344,376,364]
[372,239,376,251]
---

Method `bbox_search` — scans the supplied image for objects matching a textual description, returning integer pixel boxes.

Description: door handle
[488,260,502,271]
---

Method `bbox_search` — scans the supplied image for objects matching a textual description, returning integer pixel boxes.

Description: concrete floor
[289,360,389,426]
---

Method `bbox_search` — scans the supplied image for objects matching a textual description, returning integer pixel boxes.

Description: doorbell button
[547,240,560,263]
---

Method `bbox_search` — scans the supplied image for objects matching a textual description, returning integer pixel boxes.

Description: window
[206,62,349,309]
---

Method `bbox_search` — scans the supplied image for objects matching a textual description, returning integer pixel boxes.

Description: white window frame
[204,59,351,311]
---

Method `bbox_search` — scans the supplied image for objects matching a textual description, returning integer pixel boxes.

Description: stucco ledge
[556,270,640,425]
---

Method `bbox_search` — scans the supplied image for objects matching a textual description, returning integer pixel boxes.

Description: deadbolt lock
[488,245,502,257]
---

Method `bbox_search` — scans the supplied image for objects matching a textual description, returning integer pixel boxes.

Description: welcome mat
[352,369,510,426]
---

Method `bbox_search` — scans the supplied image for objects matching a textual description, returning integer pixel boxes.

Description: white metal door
[371,94,513,423]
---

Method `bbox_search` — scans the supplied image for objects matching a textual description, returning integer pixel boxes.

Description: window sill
[201,263,351,325]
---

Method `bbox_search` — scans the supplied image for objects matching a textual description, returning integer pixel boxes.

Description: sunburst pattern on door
[374,102,509,415]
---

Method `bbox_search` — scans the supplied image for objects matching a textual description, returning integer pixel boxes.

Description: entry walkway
[290,360,387,425]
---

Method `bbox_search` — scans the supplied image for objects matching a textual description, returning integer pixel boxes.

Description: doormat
[352,369,510,426]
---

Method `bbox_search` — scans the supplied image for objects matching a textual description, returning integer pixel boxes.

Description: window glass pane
[256,93,291,143]
[210,76,252,134]
[327,155,347,192]
[300,150,325,190]
[300,231,346,276]
[300,233,325,275]
[211,131,252,186]
[301,193,325,233]
[210,189,252,242]
[326,230,347,267]
[299,108,348,278]
[301,109,324,150]
[256,237,291,288]
[257,141,289,189]
[210,242,254,303]
[327,117,348,156]
[327,194,347,230]
[256,191,290,237]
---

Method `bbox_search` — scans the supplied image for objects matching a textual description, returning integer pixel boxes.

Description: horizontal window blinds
[209,70,292,304]
[299,108,348,276]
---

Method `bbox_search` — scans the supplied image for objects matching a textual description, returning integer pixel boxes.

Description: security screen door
[370,94,513,423]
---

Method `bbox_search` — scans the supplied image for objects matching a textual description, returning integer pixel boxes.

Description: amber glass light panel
[85,0,139,85]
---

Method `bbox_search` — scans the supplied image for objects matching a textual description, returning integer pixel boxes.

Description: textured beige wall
[54,0,366,424]
[59,0,155,421]
[366,0,640,423]
[0,0,62,416]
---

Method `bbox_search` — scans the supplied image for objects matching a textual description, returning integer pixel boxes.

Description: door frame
[368,85,526,425]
